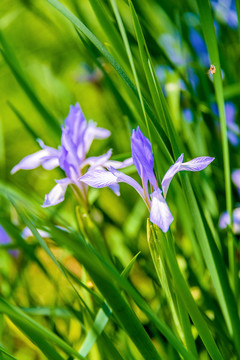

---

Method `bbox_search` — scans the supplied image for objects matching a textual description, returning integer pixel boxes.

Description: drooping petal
[180,156,215,172]
[108,166,146,201]
[42,157,60,170]
[11,150,52,174]
[150,189,174,233]
[162,154,214,197]
[109,184,120,196]
[131,127,158,191]
[161,154,184,197]
[80,167,146,203]
[80,169,118,188]
[232,169,240,189]
[42,179,71,207]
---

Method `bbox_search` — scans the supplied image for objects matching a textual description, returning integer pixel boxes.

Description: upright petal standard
[81,127,214,232]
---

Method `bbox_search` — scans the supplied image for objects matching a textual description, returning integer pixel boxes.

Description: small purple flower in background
[0,225,18,257]
[211,0,238,29]
[11,103,132,207]
[182,108,194,123]
[232,169,240,197]
[158,33,191,66]
[211,102,239,147]
[80,127,214,233]
[219,208,240,234]
[189,28,209,67]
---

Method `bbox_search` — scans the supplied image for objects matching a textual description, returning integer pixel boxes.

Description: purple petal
[131,127,158,191]
[219,211,230,229]
[80,169,118,188]
[109,184,120,196]
[225,102,236,125]
[0,225,11,244]
[180,156,215,171]
[161,154,184,197]
[108,166,145,201]
[11,149,52,174]
[149,189,173,233]
[80,167,146,202]
[232,169,240,189]
[82,121,110,157]
[42,179,71,207]
[227,131,239,147]
[64,103,87,146]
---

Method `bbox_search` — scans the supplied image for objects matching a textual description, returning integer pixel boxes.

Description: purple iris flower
[211,102,239,146]
[80,127,214,233]
[11,103,132,207]
[211,0,238,29]
[219,208,240,234]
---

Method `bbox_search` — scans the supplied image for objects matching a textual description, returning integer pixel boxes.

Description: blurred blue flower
[182,108,194,123]
[219,208,240,234]
[189,28,209,67]
[211,0,238,29]
[158,33,190,66]
[0,225,18,257]
[12,103,132,207]
[211,102,239,146]
[232,169,240,198]
[80,127,214,233]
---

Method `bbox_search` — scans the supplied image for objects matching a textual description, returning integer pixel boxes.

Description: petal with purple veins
[42,178,71,207]
[161,154,184,197]
[149,189,174,233]
[180,156,215,172]
[11,149,52,174]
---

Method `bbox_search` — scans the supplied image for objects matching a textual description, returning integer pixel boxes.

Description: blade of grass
[0,345,18,360]
[196,0,235,296]
[0,298,85,360]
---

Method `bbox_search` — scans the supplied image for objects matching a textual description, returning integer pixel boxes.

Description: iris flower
[11,103,132,207]
[80,127,214,232]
